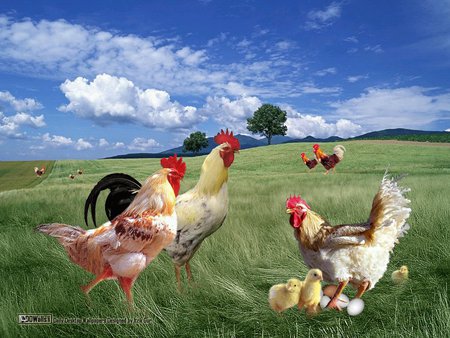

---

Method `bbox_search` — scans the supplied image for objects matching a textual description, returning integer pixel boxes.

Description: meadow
[0,141,449,337]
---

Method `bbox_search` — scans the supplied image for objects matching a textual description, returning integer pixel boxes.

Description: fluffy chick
[269,278,303,314]
[298,269,323,315]
[392,265,409,284]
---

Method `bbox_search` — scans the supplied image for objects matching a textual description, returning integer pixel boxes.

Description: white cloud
[330,86,450,129]
[0,111,46,138]
[113,142,125,149]
[98,138,109,147]
[314,67,337,76]
[305,2,342,30]
[201,95,262,133]
[59,73,204,130]
[364,45,383,53]
[344,36,359,43]
[127,138,161,151]
[282,105,362,139]
[0,91,43,111]
[42,132,73,147]
[300,84,342,94]
[75,138,93,150]
[347,75,368,83]
[446,128,450,132]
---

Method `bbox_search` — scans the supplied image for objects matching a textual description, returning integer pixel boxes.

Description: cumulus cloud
[305,2,342,30]
[329,86,450,129]
[0,111,46,138]
[98,138,109,147]
[201,95,262,133]
[75,138,93,150]
[282,105,362,139]
[59,73,204,130]
[128,138,161,151]
[0,91,43,111]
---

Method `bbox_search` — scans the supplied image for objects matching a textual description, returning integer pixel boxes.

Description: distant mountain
[352,128,446,139]
[284,135,343,143]
[106,128,448,159]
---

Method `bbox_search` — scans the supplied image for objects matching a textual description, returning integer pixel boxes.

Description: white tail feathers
[36,223,85,244]
[378,174,411,238]
[333,145,346,160]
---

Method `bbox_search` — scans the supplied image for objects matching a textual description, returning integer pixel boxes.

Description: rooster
[300,153,317,171]
[313,144,345,174]
[286,174,411,310]
[34,166,45,177]
[36,155,186,305]
[84,129,240,290]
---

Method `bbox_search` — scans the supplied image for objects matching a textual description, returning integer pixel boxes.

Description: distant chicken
[84,129,241,290]
[300,153,317,170]
[391,265,409,284]
[36,155,186,305]
[77,169,83,175]
[69,174,75,179]
[286,174,411,310]
[34,166,45,177]
[313,144,346,174]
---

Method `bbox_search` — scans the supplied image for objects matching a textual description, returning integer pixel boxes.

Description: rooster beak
[286,208,293,214]
[234,150,240,154]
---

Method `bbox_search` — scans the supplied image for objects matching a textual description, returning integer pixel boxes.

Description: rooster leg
[355,280,370,298]
[174,265,182,292]
[185,261,193,284]
[332,167,336,174]
[81,266,113,295]
[326,280,348,310]
[324,170,329,175]
[118,276,134,307]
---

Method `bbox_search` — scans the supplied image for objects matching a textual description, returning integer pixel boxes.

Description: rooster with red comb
[36,155,186,306]
[84,129,240,290]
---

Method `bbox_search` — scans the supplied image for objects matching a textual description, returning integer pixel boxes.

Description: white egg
[337,293,350,309]
[347,298,365,316]
[320,295,331,309]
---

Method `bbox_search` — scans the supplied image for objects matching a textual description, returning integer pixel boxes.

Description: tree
[183,131,209,154]
[247,104,288,145]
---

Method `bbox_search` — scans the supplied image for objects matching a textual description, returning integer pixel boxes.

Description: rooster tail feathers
[368,173,411,237]
[36,223,85,244]
[84,173,142,227]
[333,145,346,160]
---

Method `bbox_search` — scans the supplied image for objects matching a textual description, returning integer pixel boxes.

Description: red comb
[286,195,310,210]
[300,152,306,158]
[160,154,186,178]
[214,129,240,151]
[313,144,319,150]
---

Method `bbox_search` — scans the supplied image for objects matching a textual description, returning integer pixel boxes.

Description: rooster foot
[326,297,342,311]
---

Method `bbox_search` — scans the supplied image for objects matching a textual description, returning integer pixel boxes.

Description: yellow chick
[298,269,323,315]
[392,265,409,284]
[269,278,303,314]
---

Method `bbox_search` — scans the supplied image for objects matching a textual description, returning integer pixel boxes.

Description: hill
[107,128,449,159]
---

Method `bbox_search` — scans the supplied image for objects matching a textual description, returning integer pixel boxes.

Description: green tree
[183,131,209,154]
[247,104,288,145]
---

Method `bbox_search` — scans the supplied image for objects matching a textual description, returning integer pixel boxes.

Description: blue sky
[0,0,449,160]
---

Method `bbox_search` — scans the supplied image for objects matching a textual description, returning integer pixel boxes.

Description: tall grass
[0,141,449,337]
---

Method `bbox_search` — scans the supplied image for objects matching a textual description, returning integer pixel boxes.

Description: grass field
[0,161,55,192]
[1,141,449,337]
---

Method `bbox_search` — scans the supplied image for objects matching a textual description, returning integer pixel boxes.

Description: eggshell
[347,298,365,316]
[320,295,331,309]
[337,293,350,308]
